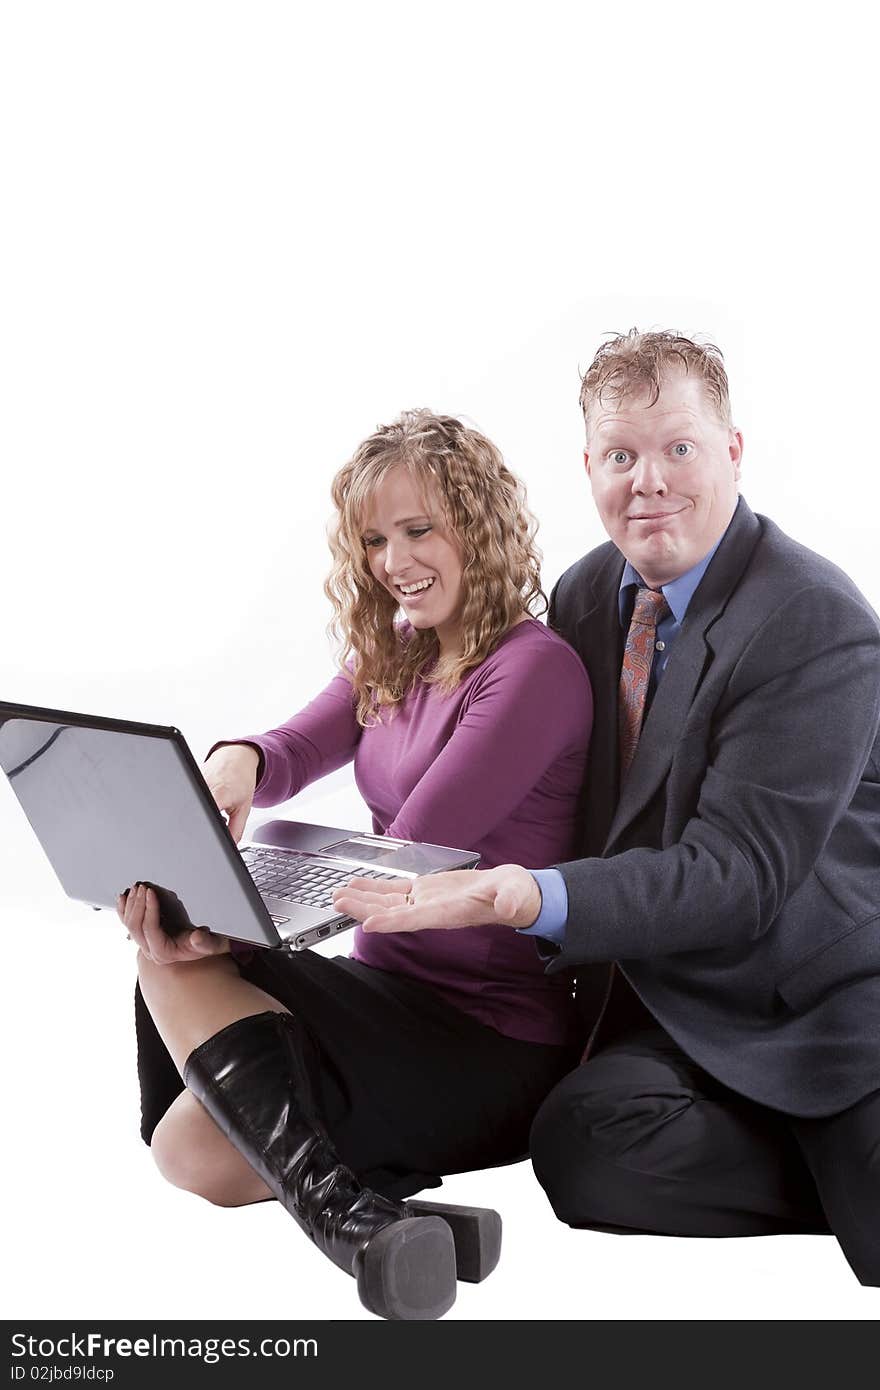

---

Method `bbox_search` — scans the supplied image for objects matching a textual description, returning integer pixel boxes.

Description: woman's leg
[135,950,467,1318]
[150,1091,272,1205]
[136,948,289,1073]
[136,950,286,1205]
[181,1008,459,1319]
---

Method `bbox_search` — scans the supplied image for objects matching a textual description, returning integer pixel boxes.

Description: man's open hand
[332,864,542,934]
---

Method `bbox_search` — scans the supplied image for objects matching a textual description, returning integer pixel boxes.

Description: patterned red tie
[618,586,669,781]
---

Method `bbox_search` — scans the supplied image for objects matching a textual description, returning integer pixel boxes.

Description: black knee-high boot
[183,1010,500,1320]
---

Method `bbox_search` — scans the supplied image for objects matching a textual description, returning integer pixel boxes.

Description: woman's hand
[117,884,231,964]
[202,743,260,843]
[332,864,543,935]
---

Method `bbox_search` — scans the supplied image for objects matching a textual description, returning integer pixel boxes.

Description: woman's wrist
[207,740,264,782]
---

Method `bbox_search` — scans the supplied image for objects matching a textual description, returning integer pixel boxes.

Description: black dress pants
[529,984,880,1287]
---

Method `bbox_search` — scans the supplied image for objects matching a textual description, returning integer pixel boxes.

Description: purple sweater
[238,619,593,1045]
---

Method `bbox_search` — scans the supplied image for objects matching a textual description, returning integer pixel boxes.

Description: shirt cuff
[517,868,568,945]
[205,739,266,789]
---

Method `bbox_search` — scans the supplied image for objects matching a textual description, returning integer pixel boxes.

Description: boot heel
[406,1201,502,1283]
[354,1216,457,1321]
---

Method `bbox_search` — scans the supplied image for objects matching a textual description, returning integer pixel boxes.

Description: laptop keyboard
[241,845,402,909]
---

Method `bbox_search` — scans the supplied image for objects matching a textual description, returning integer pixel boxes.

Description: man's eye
[671,443,692,457]
[609,451,631,467]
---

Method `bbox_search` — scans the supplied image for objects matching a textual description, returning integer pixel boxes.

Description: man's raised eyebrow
[593,413,701,441]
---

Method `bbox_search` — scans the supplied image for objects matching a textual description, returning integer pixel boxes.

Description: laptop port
[317,926,331,938]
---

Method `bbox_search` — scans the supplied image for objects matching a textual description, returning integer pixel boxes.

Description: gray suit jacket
[547,497,880,1116]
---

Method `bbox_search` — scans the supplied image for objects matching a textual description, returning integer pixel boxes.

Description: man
[335,329,880,1286]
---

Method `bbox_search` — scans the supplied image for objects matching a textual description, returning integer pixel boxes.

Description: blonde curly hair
[325,409,546,725]
[579,329,733,438]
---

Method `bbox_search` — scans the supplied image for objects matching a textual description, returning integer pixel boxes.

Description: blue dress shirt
[523,535,724,944]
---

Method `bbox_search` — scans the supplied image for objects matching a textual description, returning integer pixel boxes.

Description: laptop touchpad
[320,837,403,865]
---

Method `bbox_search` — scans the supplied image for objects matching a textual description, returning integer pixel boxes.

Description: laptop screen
[0,710,278,945]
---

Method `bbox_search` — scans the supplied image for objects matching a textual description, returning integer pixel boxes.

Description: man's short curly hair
[579,329,733,438]
[325,409,546,725]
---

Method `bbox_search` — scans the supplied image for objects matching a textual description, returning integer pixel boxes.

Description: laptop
[0,701,480,951]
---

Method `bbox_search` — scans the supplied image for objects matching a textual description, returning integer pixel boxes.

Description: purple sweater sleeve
[385,636,592,849]
[230,670,362,807]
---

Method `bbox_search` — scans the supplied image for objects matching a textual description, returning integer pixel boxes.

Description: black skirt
[135,948,578,1200]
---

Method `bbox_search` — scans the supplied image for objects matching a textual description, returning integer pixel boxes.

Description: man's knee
[529,1062,692,1229]
[528,1072,612,1226]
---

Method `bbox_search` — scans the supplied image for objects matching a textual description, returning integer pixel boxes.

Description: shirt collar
[618,533,725,628]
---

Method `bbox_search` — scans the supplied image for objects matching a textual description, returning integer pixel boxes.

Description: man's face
[585,371,743,587]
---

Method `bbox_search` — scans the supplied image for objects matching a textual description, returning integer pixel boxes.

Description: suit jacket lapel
[605,499,763,851]
[574,550,625,855]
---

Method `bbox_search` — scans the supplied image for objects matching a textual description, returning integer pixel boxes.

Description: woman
[124,409,593,1320]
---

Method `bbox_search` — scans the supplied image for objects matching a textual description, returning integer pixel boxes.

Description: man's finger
[342,876,410,896]
[334,888,411,917]
[333,886,410,906]
[361,905,431,934]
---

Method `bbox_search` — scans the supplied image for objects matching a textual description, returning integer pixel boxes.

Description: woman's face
[361,464,465,655]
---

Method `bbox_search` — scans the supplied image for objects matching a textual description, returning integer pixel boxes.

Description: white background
[1,1,877,1322]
